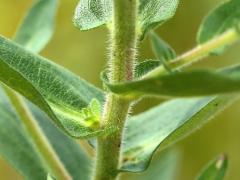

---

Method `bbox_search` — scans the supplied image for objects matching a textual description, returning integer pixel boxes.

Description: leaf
[126,149,181,180]
[139,0,179,38]
[196,154,228,180]
[150,31,176,62]
[120,95,234,172]
[197,0,240,44]
[134,60,161,78]
[104,65,240,99]
[14,0,58,53]
[0,88,92,180]
[149,31,176,72]
[73,0,112,31]
[0,35,105,138]
[73,0,179,38]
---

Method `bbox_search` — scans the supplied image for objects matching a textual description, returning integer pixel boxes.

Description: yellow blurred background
[0,0,240,179]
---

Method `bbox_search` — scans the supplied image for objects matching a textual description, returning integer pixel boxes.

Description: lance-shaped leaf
[14,0,58,53]
[0,88,92,180]
[104,65,240,99]
[196,154,228,180]
[149,31,176,72]
[150,31,176,62]
[120,95,234,172]
[134,60,161,78]
[73,0,179,38]
[198,0,240,44]
[0,35,105,138]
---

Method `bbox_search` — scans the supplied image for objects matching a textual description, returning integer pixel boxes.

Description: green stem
[2,85,72,180]
[144,28,240,78]
[92,0,138,180]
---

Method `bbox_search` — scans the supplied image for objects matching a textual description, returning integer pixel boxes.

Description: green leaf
[134,60,161,78]
[149,31,176,72]
[73,0,112,31]
[105,65,240,98]
[120,95,234,172]
[126,149,181,180]
[0,88,92,180]
[73,0,179,38]
[197,154,228,180]
[197,0,240,44]
[0,35,105,138]
[14,0,58,53]
[139,0,179,38]
[150,31,176,62]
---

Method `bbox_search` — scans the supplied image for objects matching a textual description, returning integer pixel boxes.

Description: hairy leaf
[73,0,179,38]
[73,0,112,31]
[105,65,240,98]
[134,60,161,78]
[0,88,91,180]
[14,0,58,53]
[198,0,240,44]
[139,0,179,38]
[197,154,228,180]
[121,95,234,172]
[0,36,105,138]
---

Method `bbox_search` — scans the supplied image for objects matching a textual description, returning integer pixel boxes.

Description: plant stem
[2,85,72,180]
[93,0,138,180]
[144,28,240,79]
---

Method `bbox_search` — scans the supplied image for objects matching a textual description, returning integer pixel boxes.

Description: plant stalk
[2,85,72,180]
[92,0,138,180]
[144,28,240,79]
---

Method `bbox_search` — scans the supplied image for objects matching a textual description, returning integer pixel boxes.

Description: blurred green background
[0,0,240,179]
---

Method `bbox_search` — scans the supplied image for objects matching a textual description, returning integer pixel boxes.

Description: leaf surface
[0,35,105,138]
[121,95,234,172]
[197,154,228,180]
[73,0,179,38]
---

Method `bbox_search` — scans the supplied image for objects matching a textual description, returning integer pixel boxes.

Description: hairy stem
[92,0,138,180]
[144,28,240,78]
[3,85,72,180]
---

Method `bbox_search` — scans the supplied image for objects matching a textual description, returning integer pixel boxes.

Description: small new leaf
[150,31,176,61]
[150,31,176,72]
[73,0,112,30]
[73,0,179,38]
[197,154,228,180]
